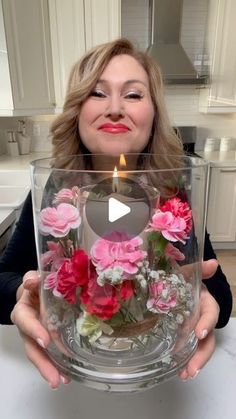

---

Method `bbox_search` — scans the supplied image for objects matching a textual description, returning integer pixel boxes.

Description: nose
[104,94,124,119]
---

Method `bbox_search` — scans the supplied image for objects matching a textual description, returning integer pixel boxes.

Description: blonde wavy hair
[50,38,183,174]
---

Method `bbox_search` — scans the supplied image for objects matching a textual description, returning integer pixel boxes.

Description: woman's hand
[11,271,70,389]
[179,259,220,381]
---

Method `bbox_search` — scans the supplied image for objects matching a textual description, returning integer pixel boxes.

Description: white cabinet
[199,0,236,113]
[49,0,121,110]
[48,0,86,111]
[207,166,236,242]
[1,0,55,115]
[0,0,13,112]
[0,0,121,115]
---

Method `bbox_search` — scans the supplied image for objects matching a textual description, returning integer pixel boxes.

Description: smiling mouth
[98,124,130,134]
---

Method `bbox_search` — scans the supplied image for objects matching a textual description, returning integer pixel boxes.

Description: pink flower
[53,187,80,204]
[41,241,65,270]
[165,243,185,261]
[39,203,81,237]
[44,271,58,291]
[159,198,192,234]
[149,210,188,244]
[91,232,147,275]
[147,281,177,313]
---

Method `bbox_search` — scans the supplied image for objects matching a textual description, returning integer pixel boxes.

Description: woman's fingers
[194,287,220,339]
[201,259,218,279]
[11,298,50,349]
[11,291,70,388]
[179,285,219,381]
[22,333,70,388]
[179,332,216,380]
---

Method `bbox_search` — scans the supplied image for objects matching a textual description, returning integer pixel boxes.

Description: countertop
[0,208,16,236]
[0,152,50,170]
[0,318,236,419]
[198,150,236,167]
[0,153,50,235]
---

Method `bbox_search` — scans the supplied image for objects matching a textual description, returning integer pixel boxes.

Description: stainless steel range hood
[147,0,208,85]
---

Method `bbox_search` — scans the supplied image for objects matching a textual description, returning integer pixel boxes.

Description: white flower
[149,270,159,279]
[169,273,181,285]
[136,274,145,281]
[96,266,124,285]
[176,313,184,324]
[140,279,147,289]
[76,311,113,343]
[161,289,169,299]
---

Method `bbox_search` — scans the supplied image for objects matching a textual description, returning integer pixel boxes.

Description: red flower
[86,279,120,320]
[159,197,192,234]
[56,249,89,304]
[120,280,134,301]
[71,249,90,286]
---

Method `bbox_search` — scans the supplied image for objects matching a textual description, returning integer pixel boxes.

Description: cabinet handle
[220,168,236,172]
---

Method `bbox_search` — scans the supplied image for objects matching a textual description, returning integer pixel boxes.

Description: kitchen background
[0,0,236,313]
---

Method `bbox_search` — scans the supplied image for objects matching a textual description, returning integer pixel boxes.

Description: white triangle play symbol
[108,197,131,223]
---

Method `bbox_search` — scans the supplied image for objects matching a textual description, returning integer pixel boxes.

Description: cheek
[135,105,154,134]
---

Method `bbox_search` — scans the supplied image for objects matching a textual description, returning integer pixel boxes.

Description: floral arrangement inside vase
[38,184,195,350]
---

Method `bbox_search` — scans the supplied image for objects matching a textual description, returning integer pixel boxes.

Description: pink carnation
[41,241,65,270]
[149,210,188,244]
[147,281,177,313]
[91,231,147,275]
[54,188,74,203]
[53,187,80,204]
[159,198,192,234]
[39,203,81,237]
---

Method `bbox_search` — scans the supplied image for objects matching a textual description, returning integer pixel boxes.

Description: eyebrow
[97,78,148,88]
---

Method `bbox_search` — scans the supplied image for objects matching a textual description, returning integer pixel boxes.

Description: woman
[0,38,232,389]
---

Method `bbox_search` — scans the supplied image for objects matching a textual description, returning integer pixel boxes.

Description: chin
[96,144,139,156]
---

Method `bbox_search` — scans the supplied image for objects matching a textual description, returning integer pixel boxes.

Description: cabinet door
[199,0,236,113]
[2,0,55,112]
[84,0,121,49]
[0,0,13,112]
[48,0,86,109]
[207,167,236,241]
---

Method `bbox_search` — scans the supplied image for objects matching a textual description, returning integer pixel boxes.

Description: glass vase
[30,153,209,392]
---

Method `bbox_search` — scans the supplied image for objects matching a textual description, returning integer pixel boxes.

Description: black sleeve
[0,192,38,324]
[202,231,233,328]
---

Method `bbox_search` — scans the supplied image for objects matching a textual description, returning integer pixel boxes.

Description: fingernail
[201,329,208,339]
[179,369,188,381]
[36,338,46,349]
[48,382,58,390]
[190,369,200,379]
[60,375,70,385]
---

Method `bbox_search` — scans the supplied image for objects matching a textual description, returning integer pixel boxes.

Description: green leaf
[106,312,124,327]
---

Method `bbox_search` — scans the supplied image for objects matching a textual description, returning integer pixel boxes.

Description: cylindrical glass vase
[30,154,209,392]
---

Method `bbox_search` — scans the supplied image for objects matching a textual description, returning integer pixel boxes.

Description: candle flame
[119,154,126,167]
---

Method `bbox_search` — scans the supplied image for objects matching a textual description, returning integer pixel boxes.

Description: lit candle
[112,166,119,193]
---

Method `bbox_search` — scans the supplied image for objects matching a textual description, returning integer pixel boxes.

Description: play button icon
[108,197,131,222]
[84,177,158,242]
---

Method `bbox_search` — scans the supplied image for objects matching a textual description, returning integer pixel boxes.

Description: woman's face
[78,54,155,156]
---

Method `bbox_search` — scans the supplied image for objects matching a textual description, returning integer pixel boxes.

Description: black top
[0,193,233,327]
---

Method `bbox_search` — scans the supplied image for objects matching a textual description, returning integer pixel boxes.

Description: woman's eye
[124,92,143,100]
[90,90,106,98]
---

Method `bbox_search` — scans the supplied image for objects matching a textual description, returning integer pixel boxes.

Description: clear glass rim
[30,153,209,173]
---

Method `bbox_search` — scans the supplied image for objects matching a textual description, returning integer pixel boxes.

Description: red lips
[98,123,130,134]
